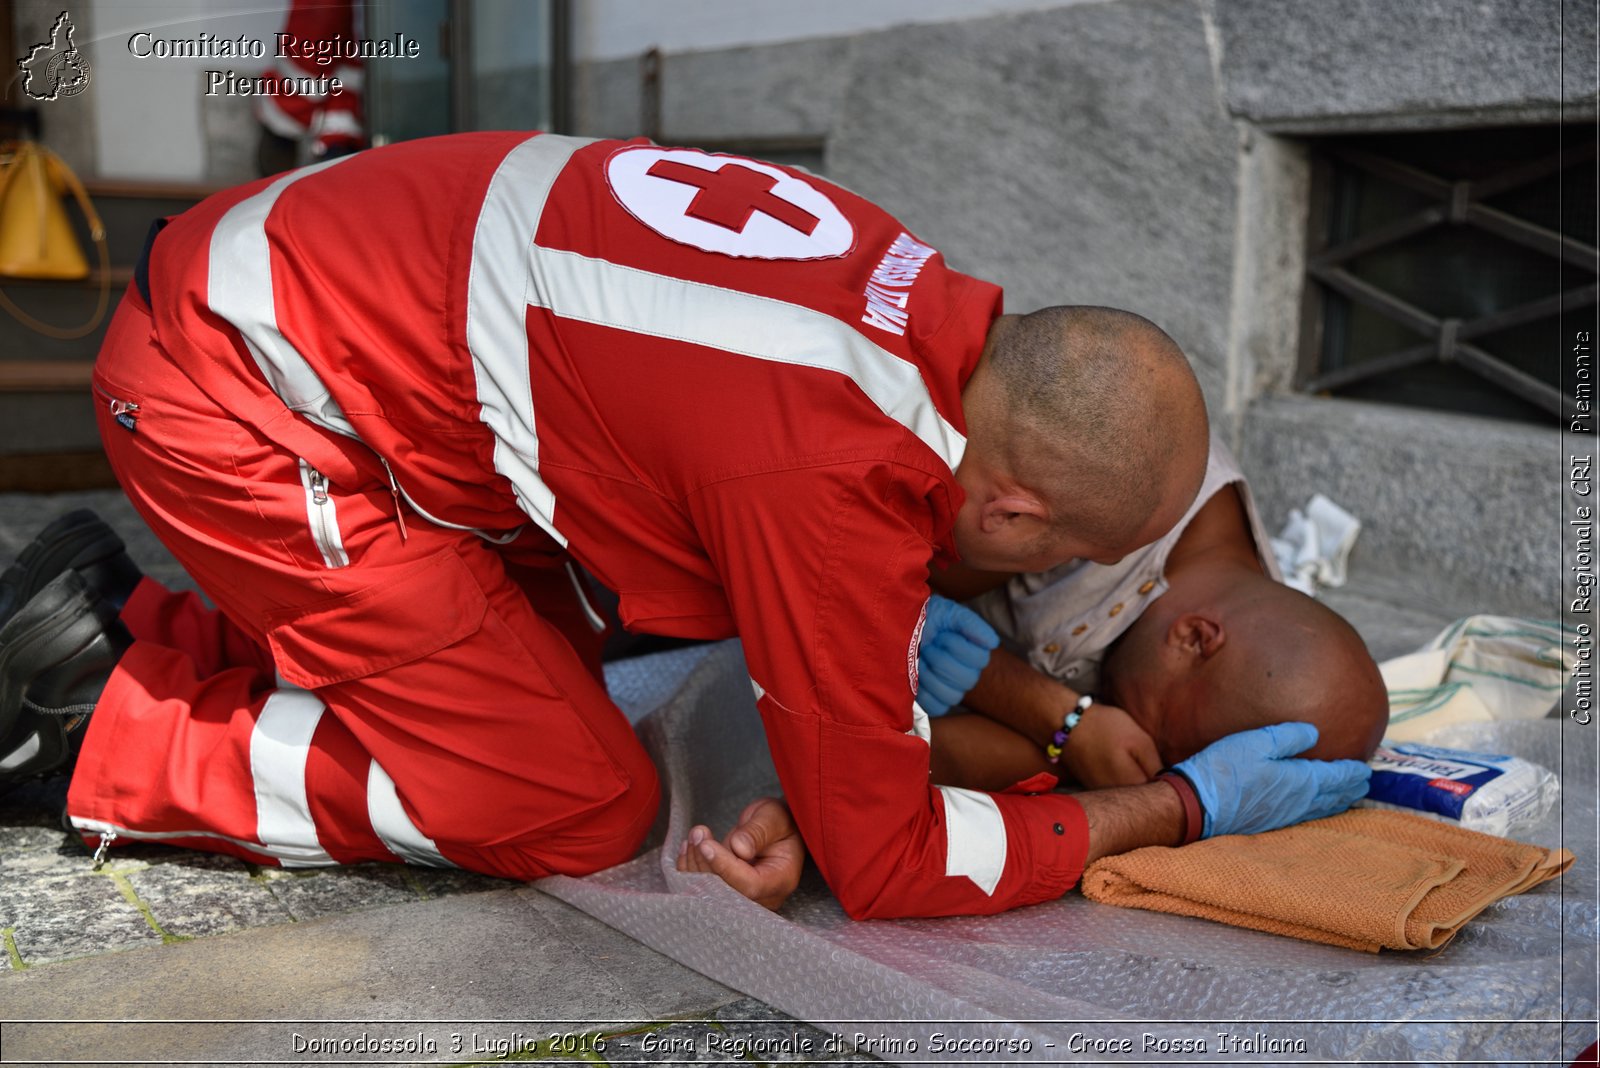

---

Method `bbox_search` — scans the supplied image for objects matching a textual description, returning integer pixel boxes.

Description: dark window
[1298,124,1596,425]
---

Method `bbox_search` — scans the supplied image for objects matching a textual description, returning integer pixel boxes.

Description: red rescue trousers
[68,291,661,878]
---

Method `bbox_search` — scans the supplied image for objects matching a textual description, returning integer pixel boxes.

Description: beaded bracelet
[1044,693,1095,764]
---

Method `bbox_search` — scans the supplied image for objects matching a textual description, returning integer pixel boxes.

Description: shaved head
[1202,586,1388,759]
[1106,575,1390,764]
[981,306,1207,550]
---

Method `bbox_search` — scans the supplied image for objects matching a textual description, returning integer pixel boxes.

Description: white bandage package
[1359,742,1560,838]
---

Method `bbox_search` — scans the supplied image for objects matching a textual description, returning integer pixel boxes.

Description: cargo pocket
[263,547,489,689]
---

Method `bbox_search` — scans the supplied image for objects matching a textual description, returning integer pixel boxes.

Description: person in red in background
[0,133,1368,920]
[254,0,365,172]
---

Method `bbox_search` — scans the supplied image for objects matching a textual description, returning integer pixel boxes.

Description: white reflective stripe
[366,761,454,868]
[525,247,968,473]
[465,134,593,546]
[249,687,333,868]
[565,561,608,634]
[67,817,336,867]
[750,678,766,702]
[936,785,1007,896]
[908,699,932,744]
[297,460,349,568]
[0,731,40,772]
[207,154,360,441]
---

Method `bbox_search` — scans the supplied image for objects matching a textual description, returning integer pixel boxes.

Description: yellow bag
[0,139,110,338]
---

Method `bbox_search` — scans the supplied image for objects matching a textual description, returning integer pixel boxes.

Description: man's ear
[977,490,1049,534]
[1167,613,1225,660]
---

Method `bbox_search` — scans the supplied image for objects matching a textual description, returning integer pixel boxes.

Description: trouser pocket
[263,547,488,689]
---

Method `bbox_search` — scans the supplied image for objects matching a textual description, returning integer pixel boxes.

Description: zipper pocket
[298,459,350,568]
[92,383,140,432]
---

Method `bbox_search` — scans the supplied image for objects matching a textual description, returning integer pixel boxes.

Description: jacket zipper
[379,457,409,542]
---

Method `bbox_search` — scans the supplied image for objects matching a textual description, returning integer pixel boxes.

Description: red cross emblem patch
[606,147,853,260]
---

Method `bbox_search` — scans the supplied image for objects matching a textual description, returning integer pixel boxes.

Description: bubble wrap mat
[544,642,1598,1064]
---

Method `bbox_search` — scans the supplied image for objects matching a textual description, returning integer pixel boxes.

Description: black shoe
[0,571,131,783]
[0,509,143,628]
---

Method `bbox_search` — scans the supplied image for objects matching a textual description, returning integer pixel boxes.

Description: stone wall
[570,0,1595,614]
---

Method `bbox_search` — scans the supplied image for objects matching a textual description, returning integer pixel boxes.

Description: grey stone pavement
[0,489,876,1067]
[0,488,1469,1065]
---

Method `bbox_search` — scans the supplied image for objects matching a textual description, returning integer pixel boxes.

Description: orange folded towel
[1080,808,1574,952]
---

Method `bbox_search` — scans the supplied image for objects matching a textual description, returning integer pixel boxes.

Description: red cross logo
[646,160,821,236]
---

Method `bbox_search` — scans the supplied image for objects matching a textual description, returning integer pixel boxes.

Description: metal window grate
[1299,125,1597,425]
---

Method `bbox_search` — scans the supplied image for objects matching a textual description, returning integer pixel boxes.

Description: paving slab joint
[399,866,432,900]
[3,927,28,970]
[102,868,191,945]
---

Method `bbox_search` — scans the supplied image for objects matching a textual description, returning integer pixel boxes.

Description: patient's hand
[676,796,805,911]
[1061,703,1162,788]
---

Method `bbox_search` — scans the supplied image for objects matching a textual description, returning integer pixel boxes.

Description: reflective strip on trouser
[367,761,452,867]
[256,683,451,866]
[79,295,661,880]
[250,685,332,865]
[69,672,445,869]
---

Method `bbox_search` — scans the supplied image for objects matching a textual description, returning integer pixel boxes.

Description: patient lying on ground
[926,438,1389,792]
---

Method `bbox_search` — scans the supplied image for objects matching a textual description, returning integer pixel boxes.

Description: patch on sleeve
[937,786,1008,895]
[606,146,853,260]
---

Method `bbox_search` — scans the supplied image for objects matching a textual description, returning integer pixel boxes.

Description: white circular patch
[606,146,853,260]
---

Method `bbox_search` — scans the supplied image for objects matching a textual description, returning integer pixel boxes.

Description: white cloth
[969,433,1280,694]
[1270,493,1361,596]
[1380,615,1573,743]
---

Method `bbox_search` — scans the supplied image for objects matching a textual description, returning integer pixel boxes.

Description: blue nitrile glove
[915,594,1001,717]
[1173,721,1371,838]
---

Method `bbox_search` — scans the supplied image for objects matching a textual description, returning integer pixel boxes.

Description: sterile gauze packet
[1357,742,1560,838]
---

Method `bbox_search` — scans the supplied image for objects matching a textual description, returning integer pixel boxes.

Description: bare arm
[927,712,1053,792]
[960,647,1162,789]
[965,645,1076,740]
[685,778,1190,911]
[1077,781,1188,864]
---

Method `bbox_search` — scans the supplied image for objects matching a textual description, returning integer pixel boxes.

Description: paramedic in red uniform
[0,133,1371,919]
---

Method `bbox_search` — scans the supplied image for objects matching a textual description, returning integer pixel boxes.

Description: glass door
[364,0,559,146]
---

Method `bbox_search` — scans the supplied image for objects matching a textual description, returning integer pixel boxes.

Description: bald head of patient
[953,305,1208,574]
[1101,569,1389,764]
